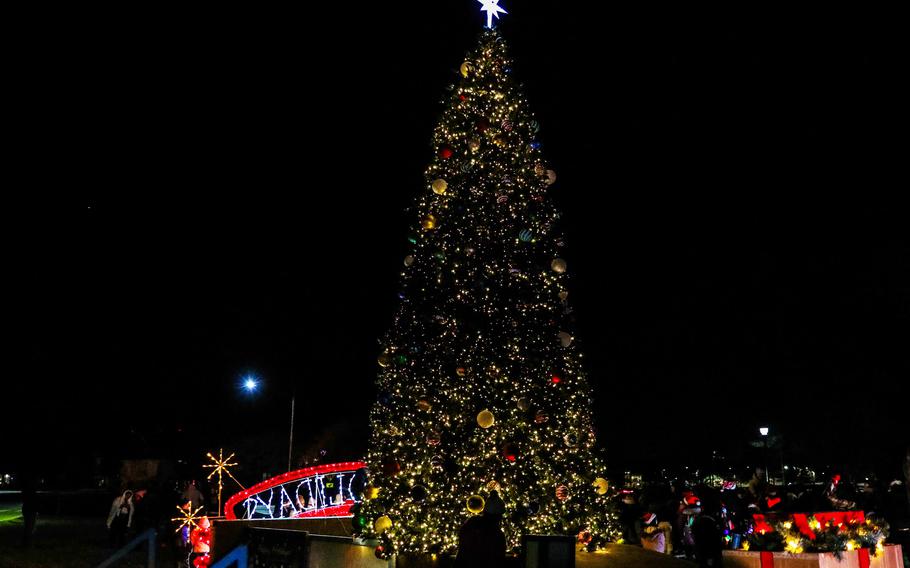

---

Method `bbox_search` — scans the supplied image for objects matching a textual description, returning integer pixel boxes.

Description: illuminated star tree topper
[478,0,507,28]
[203,449,244,516]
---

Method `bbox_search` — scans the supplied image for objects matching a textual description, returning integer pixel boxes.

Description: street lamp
[759,427,769,437]
[759,426,770,482]
[240,374,296,473]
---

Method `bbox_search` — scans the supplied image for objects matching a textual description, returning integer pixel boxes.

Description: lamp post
[287,392,295,472]
[759,426,770,483]
[242,375,296,473]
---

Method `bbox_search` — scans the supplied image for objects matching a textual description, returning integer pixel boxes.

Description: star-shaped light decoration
[478,0,507,29]
[203,449,244,516]
[172,501,204,534]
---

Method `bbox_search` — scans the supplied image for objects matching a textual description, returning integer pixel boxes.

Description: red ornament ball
[382,458,401,476]
[556,485,569,501]
[439,146,454,159]
[550,375,562,384]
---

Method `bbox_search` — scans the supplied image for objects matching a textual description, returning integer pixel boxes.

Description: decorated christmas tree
[357,5,617,557]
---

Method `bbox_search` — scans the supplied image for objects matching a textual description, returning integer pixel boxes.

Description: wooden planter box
[723,544,903,568]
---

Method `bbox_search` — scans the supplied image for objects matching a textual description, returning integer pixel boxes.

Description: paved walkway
[577,544,696,568]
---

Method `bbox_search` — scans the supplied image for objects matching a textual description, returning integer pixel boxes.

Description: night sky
[9,3,906,480]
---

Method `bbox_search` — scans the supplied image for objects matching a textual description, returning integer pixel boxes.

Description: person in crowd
[748,467,768,502]
[182,480,204,511]
[824,474,856,510]
[904,446,910,510]
[618,491,642,545]
[692,490,723,567]
[454,498,506,568]
[883,480,908,525]
[20,474,38,547]
[720,485,746,550]
[678,491,701,560]
[106,490,135,546]
[641,512,673,554]
[484,490,506,520]
[131,489,149,532]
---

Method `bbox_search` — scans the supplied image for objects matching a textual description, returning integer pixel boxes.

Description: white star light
[478,0,507,29]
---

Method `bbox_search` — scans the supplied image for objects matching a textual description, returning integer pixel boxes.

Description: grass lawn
[0,505,22,524]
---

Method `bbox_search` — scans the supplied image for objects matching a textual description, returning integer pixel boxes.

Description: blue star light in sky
[478,0,507,29]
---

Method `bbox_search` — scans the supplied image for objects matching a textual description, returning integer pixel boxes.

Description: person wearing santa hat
[640,512,672,554]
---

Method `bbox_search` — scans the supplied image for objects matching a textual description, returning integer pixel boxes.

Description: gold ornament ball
[593,477,609,495]
[403,255,415,267]
[558,290,569,301]
[551,258,567,274]
[557,331,573,347]
[466,495,485,515]
[374,515,392,534]
[421,214,437,230]
[431,179,448,195]
[378,352,392,367]
[546,169,557,185]
[460,61,473,78]
[363,485,380,500]
[456,367,467,377]
[534,163,546,176]
[477,409,495,429]
[417,398,432,411]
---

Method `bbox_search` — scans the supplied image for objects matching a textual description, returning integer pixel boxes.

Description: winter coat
[107,493,134,529]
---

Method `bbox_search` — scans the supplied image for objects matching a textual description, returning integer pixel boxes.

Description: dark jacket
[454,515,506,568]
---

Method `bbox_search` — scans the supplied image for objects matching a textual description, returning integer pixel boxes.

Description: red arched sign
[224,461,367,520]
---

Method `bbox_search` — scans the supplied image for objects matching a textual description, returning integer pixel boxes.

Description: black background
[8,2,906,481]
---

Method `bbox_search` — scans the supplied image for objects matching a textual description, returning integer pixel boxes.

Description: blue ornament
[379,391,394,406]
[504,66,512,74]
[530,141,542,150]
[518,229,533,242]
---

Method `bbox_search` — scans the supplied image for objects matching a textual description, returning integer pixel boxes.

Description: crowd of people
[618,467,910,567]
[87,463,909,566]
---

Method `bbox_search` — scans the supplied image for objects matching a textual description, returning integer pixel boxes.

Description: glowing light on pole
[477,0,507,28]
[204,449,244,516]
[759,427,770,482]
